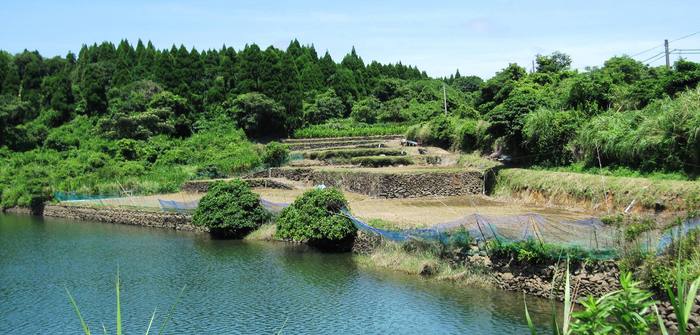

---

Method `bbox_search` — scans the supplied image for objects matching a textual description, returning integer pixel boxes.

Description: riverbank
[4,203,698,330]
[41,204,204,232]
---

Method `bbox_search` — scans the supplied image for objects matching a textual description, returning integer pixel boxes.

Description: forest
[1,39,699,208]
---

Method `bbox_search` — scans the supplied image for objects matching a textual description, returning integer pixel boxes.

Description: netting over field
[158,199,199,212]
[58,190,699,260]
[342,209,619,256]
[657,217,700,254]
[54,192,120,202]
[259,198,291,214]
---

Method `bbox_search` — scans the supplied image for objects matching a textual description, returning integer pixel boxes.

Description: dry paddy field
[63,185,595,230]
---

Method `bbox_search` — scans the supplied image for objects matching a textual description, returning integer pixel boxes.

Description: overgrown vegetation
[636,226,700,292]
[275,188,356,248]
[494,168,700,211]
[488,239,613,264]
[0,118,260,208]
[262,141,289,167]
[192,180,271,237]
[524,259,700,335]
[303,148,405,160]
[349,156,413,167]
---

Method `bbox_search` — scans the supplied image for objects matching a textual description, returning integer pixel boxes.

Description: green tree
[350,96,380,123]
[225,92,286,138]
[535,51,572,73]
[452,75,484,93]
[78,62,112,115]
[303,89,345,125]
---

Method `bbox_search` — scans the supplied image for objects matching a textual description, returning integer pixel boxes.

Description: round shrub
[275,188,357,249]
[192,180,271,237]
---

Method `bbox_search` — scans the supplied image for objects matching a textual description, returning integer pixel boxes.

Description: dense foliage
[275,188,356,246]
[1,40,700,208]
[0,40,428,207]
[261,141,289,167]
[570,272,656,334]
[192,180,271,237]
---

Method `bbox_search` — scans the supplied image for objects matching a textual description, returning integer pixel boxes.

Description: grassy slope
[495,168,700,211]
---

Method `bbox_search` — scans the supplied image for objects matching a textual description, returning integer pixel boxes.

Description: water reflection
[0,214,556,334]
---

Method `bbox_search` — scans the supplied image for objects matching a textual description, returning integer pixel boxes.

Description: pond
[0,213,557,334]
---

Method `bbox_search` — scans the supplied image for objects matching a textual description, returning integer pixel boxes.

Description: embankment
[493,168,700,213]
[354,235,699,331]
[251,167,484,198]
[42,204,204,232]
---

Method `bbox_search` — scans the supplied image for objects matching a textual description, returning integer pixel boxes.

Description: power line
[630,43,664,58]
[640,51,666,63]
[670,31,700,43]
[630,31,700,58]
[645,54,667,64]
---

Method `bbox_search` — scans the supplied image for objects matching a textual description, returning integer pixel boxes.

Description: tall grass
[65,269,186,335]
[572,87,700,173]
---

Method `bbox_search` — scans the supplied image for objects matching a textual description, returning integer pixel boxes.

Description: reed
[65,269,186,335]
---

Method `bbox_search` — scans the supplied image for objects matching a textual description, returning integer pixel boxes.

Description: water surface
[0,214,555,334]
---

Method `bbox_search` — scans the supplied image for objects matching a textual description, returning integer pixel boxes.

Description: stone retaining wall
[42,204,204,232]
[3,206,34,215]
[252,168,484,198]
[490,260,621,300]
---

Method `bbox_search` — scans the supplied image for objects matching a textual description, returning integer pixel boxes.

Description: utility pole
[442,83,448,116]
[532,59,535,73]
[664,39,671,69]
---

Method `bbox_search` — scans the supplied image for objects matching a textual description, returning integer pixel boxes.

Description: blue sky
[1,0,699,78]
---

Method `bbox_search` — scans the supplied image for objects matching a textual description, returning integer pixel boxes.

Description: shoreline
[2,203,696,330]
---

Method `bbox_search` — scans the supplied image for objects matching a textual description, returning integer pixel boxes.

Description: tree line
[1,39,700,208]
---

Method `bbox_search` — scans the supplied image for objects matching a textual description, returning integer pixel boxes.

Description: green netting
[54,192,120,202]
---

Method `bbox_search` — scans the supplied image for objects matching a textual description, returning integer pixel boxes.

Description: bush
[428,115,453,149]
[350,156,413,167]
[488,239,597,264]
[192,180,271,237]
[194,165,226,179]
[275,188,356,249]
[454,119,491,152]
[570,273,655,334]
[262,142,289,167]
[522,108,582,165]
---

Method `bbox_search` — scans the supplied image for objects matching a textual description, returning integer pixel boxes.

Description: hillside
[1,40,699,208]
